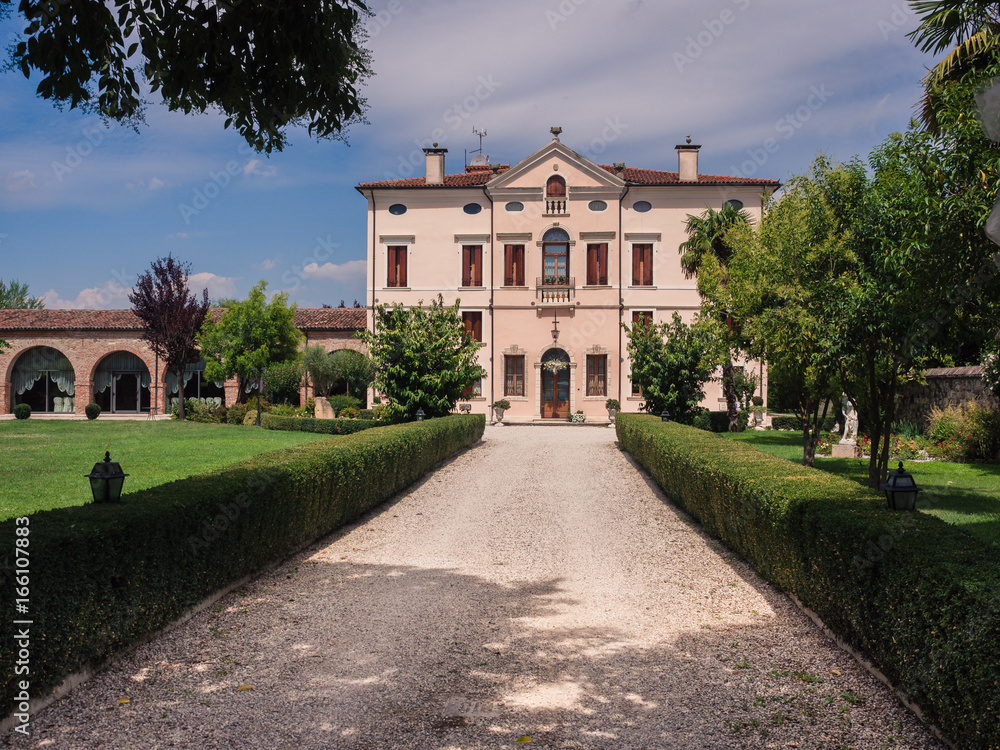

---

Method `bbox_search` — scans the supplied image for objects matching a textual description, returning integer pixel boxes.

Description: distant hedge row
[260,413,380,435]
[0,415,484,712]
[615,414,1000,749]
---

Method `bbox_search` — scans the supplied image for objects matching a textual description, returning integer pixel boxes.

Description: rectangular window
[462,311,483,342]
[463,378,483,398]
[587,354,606,396]
[387,245,407,287]
[504,244,525,286]
[505,355,525,397]
[632,310,653,328]
[631,243,653,286]
[462,245,483,287]
[586,243,608,285]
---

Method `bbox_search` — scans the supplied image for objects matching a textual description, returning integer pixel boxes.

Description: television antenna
[466,126,488,167]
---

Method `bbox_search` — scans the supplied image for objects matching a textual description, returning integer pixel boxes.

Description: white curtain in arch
[94,352,151,393]
[12,347,75,396]
[165,360,223,395]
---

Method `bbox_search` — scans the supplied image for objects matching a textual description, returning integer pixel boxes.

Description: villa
[357,128,779,421]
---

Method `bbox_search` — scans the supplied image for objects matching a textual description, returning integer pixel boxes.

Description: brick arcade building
[0,308,366,416]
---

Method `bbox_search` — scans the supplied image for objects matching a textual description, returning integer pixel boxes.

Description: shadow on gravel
[22,559,944,750]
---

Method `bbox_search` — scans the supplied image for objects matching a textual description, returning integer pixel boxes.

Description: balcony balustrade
[544,198,568,215]
[536,276,575,305]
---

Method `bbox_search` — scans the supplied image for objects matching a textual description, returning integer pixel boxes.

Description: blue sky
[1,0,936,309]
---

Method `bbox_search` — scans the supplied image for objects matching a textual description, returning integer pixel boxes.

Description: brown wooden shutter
[462,246,470,287]
[586,245,596,285]
[515,245,524,285]
[642,245,652,285]
[504,245,514,286]
[473,313,482,341]
[399,246,407,287]
[598,243,608,285]
[632,245,641,285]
[473,246,482,287]
[387,248,396,287]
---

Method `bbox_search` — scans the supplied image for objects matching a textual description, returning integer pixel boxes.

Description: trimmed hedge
[616,414,1000,749]
[0,415,484,711]
[771,414,838,432]
[260,413,380,435]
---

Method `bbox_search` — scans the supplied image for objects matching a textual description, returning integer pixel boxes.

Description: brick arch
[3,341,82,413]
[85,347,156,386]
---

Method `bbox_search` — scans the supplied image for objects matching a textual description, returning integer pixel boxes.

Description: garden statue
[840,393,858,444]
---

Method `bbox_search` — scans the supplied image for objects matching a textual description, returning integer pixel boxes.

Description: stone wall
[895,366,999,427]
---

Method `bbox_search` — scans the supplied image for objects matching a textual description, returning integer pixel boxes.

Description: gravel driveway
[10,425,946,749]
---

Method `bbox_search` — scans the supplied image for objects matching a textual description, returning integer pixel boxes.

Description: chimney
[423,143,447,185]
[676,136,701,182]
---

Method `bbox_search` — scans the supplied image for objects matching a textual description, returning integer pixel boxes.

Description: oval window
[505,201,524,212]
[588,200,608,212]
[725,199,744,211]
[388,203,407,215]
[463,203,483,215]
[632,200,652,213]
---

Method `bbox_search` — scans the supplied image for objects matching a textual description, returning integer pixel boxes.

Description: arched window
[542,228,570,284]
[12,346,75,413]
[94,352,150,413]
[546,175,566,197]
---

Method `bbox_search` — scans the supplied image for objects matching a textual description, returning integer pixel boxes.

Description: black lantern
[660,408,671,422]
[416,408,425,422]
[880,461,922,511]
[85,451,129,503]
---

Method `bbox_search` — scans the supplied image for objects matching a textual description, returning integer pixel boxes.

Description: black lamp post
[880,461,922,511]
[660,408,671,422]
[85,451,129,503]
[416,408,425,422]
[256,366,263,427]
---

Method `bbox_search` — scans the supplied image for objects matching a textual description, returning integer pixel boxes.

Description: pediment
[487,138,625,195]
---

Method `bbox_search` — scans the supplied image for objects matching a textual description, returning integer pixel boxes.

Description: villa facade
[357,130,779,421]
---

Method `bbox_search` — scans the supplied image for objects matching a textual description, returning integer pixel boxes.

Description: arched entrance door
[541,348,570,418]
[11,346,76,412]
[94,352,151,413]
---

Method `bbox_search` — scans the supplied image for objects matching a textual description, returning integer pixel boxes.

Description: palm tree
[908,0,1000,133]
[678,202,752,431]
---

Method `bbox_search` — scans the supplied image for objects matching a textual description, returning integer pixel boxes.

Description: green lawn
[0,420,331,520]
[727,430,1000,548]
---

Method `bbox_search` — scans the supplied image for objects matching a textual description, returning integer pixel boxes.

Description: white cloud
[260,258,277,270]
[6,170,36,192]
[301,260,366,282]
[244,159,277,178]
[148,177,166,190]
[41,281,132,309]
[187,272,238,300]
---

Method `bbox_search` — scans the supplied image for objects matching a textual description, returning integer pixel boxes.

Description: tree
[0,278,44,349]
[4,0,373,153]
[725,161,849,466]
[128,256,209,421]
[359,295,485,422]
[0,279,44,310]
[198,280,303,423]
[679,202,753,431]
[303,345,338,397]
[624,312,716,422]
[908,0,1000,132]
[262,360,304,405]
[330,349,375,398]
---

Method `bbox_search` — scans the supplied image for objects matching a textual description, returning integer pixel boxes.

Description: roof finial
[550,126,562,142]
[686,135,692,145]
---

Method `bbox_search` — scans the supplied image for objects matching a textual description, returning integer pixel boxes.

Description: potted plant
[605,398,620,420]
[492,399,511,422]
[750,395,764,428]
[571,409,586,423]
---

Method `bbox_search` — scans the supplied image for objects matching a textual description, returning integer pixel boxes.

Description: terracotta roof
[599,165,780,187]
[358,164,778,189]
[358,168,507,189]
[0,308,366,332]
[924,366,984,378]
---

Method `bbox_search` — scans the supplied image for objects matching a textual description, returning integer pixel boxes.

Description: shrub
[244,396,270,415]
[262,360,304,405]
[605,398,620,411]
[260,413,379,435]
[339,406,361,420]
[359,409,375,420]
[226,404,248,425]
[0,415,484,711]
[927,402,1000,461]
[269,403,299,417]
[691,409,711,432]
[964,400,1000,461]
[771,414,837,432]
[243,410,261,426]
[13,403,30,420]
[492,399,511,410]
[927,404,962,443]
[184,400,227,424]
[328,394,361,416]
[751,395,764,407]
[84,403,101,420]
[302,397,316,418]
[891,420,922,439]
[371,403,388,421]
[615,414,1000,749]
[703,410,749,433]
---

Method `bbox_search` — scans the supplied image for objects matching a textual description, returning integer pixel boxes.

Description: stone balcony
[536,277,574,305]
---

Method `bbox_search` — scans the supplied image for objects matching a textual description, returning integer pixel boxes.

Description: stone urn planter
[492,399,510,423]
[605,398,620,422]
